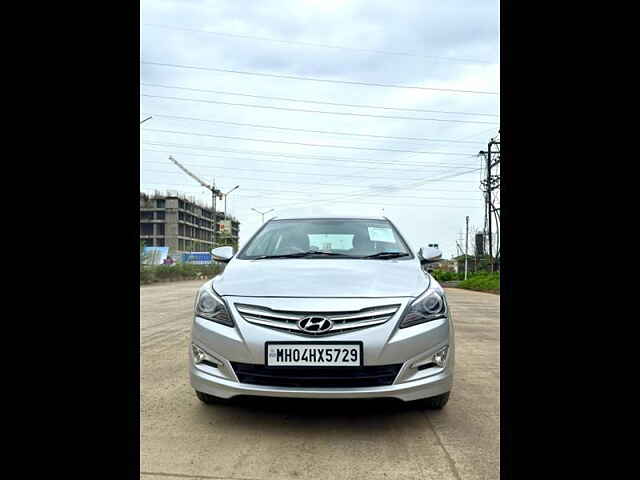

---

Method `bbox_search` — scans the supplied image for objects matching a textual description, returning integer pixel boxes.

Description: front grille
[231,362,402,388]
[234,303,401,336]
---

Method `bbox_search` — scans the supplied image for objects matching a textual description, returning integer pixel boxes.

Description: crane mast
[168,155,220,247]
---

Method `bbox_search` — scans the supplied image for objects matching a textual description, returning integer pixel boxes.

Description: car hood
[212,258,430,298]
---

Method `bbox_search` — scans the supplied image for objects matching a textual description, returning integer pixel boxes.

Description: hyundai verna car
[190,216,454,408]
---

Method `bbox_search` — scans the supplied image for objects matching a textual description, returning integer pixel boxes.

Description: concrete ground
[141,281,499,480]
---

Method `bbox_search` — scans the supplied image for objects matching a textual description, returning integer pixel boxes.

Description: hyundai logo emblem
[298,316,333,333]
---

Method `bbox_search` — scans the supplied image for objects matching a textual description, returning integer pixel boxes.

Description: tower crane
[168,155,222,246]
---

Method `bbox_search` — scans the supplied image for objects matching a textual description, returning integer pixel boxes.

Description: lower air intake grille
[231,362,402,388]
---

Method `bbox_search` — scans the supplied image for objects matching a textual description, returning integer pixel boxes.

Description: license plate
[266,342,363,367]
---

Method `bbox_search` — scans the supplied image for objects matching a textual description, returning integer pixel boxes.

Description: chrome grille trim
[234,306,302,322]
[235,303,401,336]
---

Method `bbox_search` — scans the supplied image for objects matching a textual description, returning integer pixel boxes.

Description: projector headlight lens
[195,286,233,327]
[400,288,447,328]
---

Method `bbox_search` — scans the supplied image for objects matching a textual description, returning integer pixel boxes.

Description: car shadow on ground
[201,395,435,418]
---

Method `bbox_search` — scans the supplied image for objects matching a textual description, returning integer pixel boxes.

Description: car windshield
[238,219,412,259]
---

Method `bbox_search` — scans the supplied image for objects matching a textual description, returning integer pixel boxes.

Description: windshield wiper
[360,252,410,259]
[253,251,353,260]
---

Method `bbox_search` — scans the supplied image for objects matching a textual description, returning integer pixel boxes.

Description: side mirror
[418,246,442,265]
[211,246,234,263]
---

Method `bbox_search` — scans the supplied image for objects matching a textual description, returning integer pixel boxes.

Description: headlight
[195,286,233,326]
[400,288,448,328]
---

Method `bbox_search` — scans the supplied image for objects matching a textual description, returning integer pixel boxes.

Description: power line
[140,184,482,209]
[141,162,484,212]
[140,178,480,202]
[142,125,498,170]
[143,128,482,156]
[140,83,498,118]
[142,182,480,196]
[141,61,499,95]
[141,113,495,146]
[141,165,484,215]
[140,169,480,189]
[258,166,484,210]
[140,180,482,197]
[143,24,497,65]
[259,198,482,210]
[141,94,498,125]
[144,163,484,182]
[141,142,478,169]
[142,149,477,172]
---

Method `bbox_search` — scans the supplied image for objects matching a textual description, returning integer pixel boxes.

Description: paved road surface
[141,281,499,480]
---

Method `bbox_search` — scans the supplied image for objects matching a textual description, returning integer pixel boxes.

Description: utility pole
[465,216,469,280]
[487,140,493,272]
[480,134,500,273]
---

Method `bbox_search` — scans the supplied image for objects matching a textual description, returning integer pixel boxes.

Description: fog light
[192,344,206,364]
[433,346,449,367]
[411,345,449,370]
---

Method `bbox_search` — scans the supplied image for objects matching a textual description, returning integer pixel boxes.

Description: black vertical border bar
[132,6,141,479]
[500,0,511,477]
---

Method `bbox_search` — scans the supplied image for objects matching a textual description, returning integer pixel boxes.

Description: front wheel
[195,390,231,405]
[421,391,450,409]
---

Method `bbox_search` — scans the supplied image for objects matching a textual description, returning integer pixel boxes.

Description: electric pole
[480,133,500,273]
[487,140,493,272]
[465,216,469,280]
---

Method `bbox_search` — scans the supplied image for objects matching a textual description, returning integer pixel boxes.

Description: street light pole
[140,116,152,125]
[252,208,274,224]
[224,185,240,220]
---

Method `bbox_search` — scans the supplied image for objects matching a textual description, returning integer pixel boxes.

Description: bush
[431,270,465,282]
[458,272,500,293]
[140,266,156,285]
[140,263,224,285]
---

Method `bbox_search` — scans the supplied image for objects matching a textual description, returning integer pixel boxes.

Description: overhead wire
[141,61,499,95]
[141,83,498,118]
[142,24,498,65]
[141,94,498,125]
[142,128,483,156]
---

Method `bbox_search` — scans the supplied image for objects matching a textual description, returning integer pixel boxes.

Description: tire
[421,392,450,409]
[195,390,231,405]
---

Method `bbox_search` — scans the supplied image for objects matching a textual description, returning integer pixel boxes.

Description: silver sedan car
[190,216,454,408]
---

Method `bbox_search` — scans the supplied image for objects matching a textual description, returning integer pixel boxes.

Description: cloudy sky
[140,0,499,258]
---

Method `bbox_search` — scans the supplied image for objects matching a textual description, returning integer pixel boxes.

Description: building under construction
[140,191,240,253]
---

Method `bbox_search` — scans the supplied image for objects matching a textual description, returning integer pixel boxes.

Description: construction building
[140,191,240,253]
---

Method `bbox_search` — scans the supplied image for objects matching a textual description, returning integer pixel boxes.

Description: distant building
[439,259,458,273]
[140,191,240,253]
[454,254,493,274]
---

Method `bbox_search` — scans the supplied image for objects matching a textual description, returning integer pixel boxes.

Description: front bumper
[189,295,455,402]
[190,363,452,402]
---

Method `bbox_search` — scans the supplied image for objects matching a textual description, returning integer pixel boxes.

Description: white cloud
[141,0,499,259]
